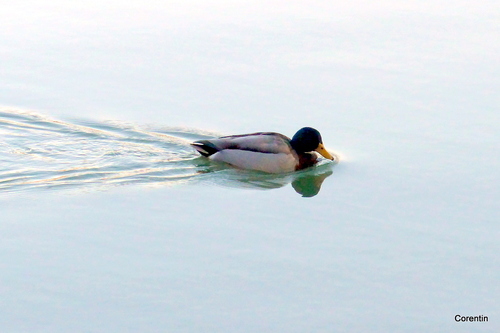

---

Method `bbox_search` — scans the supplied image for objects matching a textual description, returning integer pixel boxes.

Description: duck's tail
[190,140,219,157]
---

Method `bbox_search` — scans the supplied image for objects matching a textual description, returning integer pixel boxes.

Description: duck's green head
[291,127,334,160]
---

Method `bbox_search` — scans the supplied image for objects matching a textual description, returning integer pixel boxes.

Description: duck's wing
[191,132,293,156]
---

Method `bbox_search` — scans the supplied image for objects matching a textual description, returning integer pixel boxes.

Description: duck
[190,127,335,173]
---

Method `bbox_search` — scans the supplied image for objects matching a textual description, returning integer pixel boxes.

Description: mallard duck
[191,127,335,173]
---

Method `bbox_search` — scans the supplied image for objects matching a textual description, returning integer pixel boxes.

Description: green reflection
[198,160,335,198]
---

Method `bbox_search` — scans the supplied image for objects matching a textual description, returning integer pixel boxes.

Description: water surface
[1,1,499,332]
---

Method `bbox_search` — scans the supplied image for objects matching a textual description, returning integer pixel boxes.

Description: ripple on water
[0,109,337,197]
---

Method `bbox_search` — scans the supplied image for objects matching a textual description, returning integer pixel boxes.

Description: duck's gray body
[191,127,334,174]
[191,132,299,173]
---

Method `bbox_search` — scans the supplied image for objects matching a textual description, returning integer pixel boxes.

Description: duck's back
[217,132,292,153]
[192,132,298,173]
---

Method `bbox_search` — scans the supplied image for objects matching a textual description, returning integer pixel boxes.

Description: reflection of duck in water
[194,162,335,197]
[291,168,333,197]
[191,127,335,173]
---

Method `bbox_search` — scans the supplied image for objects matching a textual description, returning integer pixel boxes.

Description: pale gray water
[1,1,499,332]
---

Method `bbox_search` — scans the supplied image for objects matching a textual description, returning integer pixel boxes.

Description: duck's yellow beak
[315,143,335,160]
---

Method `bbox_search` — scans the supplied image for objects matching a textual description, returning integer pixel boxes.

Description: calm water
[1,1,499,332]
